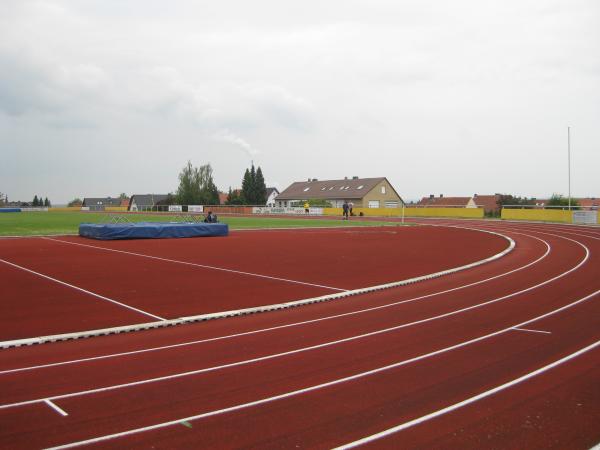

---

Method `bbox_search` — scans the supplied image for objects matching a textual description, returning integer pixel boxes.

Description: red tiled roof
[417,196,472,207]
[577,198,600,209]
[473,194,500,212]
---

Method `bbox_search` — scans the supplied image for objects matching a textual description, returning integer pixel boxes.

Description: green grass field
[0,211,400,236]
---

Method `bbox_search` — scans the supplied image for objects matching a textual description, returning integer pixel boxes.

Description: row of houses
[80,176,599,212]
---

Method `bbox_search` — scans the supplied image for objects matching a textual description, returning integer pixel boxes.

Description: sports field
[0,211,397,236]
[0,217,598,449]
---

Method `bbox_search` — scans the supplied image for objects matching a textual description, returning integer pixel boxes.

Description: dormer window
[357,185,364,190]
[303,187,310,192]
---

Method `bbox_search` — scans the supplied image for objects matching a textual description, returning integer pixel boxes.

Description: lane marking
[335,338,600,449]
[0,258,165,321]
[1,226,515,349]
[42,237,348,292]
[44,399,68,417]
[0,241,590,412]
[44,290,600,450]
[512,327,552,335]
[0,231,550,375]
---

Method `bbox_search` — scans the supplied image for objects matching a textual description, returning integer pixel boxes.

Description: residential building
[128,194,169,211]
[275,177,404,208]
[266,187,279,207]
[82,197,122,211]
[417,195,477,208]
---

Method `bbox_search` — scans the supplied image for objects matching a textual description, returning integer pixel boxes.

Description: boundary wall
[501,209,599,224]
[322,207,483,219]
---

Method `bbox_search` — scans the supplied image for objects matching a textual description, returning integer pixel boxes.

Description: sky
[1,0,598,204]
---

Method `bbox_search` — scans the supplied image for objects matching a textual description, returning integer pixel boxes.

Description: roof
[417,196,472,207]
[473,194,501,212]
[577,198,599,209]
[218,192,228,205]
[130,194,169,206]
[82,197,122,207]
[275,177,391,200]
[266,187,279,197]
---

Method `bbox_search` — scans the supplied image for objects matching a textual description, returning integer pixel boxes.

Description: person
[342,200,349,220]
[304,201,310,214]
[204,211,217,223]
[349,201,354,216]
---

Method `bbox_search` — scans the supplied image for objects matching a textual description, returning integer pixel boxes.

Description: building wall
[361,179,403,208]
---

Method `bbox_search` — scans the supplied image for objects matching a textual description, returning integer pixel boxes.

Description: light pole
[568,126,571,210]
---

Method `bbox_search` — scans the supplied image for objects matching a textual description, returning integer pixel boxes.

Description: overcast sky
[1,0,598,204]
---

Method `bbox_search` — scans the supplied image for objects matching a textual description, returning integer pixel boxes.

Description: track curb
[0,226,515,349]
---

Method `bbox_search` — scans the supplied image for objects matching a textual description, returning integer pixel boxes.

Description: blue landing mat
[79,222,228,240]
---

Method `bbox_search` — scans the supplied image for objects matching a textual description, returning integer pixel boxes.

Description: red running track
[0,225,507,340]
[0,221,598,449]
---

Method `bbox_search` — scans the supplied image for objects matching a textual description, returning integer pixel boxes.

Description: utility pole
[568,126,571,210]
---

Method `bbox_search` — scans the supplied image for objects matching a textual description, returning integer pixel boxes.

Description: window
[381,185,386,194]
[357,185,364,190]
[368,200,380,208]
[329,187,334,190]
[321,187,326,191]
[339,186,344,190]
[303,187,310,192]
[344,186,350,190]
[385,201,398,208]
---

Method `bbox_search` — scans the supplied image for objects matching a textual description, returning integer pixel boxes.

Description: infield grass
[0,211,402,236]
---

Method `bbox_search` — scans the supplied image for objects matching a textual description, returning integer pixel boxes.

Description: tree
[119,193,128,199]
[32,195,39,207]
[255,167,267,205]
[0,192,6,206]
[68,198,83,207]
[240,163,267,205]
[175,161,220,205]
[547,193,580,209]
[497,194,535,208]
[44,197,50,207]
[225,187,243,205]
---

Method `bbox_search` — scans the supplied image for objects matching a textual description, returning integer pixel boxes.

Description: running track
[0,220,598,449]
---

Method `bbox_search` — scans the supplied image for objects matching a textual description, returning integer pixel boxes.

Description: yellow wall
[322,207,484,218]
[105,207,128,212]
[501,209,572,223]
[49,207,82,212]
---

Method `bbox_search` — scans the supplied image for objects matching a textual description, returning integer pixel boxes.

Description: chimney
[344,176,348,180]
[352,176,359,180]
[429,194,434,199]
[307,178,311,182]
[474,193,478,198]
[312,178,318,182]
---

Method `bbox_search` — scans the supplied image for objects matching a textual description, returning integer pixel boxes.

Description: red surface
[0,221,598,449]
[0,226,507,340]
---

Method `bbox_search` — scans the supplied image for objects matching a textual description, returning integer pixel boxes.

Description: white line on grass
[0,230,550,375]
[0,234,588,411]
[42,237,348,292]
[45,289,600,450]
[0,258,165,321]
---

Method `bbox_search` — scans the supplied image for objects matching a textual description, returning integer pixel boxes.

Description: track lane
[0,221,597,449]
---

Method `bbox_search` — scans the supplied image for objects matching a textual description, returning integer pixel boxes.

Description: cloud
[212,129,259,160]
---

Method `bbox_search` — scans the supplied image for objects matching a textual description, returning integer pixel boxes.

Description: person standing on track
[342,200,349,220]
[349,201,354,216]
[304,201,310,214]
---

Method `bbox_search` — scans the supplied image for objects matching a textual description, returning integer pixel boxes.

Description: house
[577,198,599,210]
[417,195,477,208]
[128,194,169,211]
[275,177,404,208]
[473,194,501,214]
[266,187,279,207]
[82,197,122,211]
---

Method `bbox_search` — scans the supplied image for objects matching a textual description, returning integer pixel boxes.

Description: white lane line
[1,225,515,349]
[44,399,68,417]
[0,239,589,411]
[512,327,552,335]
[42,237,348,292]
[0,230,550,375]
[335,338,600,449]
[0,258,165,321]
[44,290,600,450]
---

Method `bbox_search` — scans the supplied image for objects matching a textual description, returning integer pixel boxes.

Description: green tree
[225,187,243,205]
[0,192,6,206]
[44,197,50,207]
[176,161,219,205]
[240,163,267,205]
[32,195,39,207]
[547,193,580,209]
[68,198,83,207]
[255,167,267,205]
